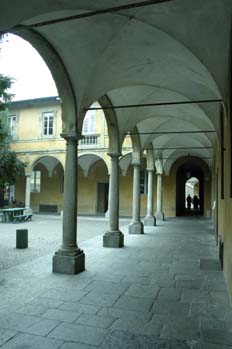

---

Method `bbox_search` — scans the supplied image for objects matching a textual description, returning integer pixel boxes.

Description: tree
[0,74,25,206]
[0,74,13,111]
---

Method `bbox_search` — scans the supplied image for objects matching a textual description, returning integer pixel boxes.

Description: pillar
[53,133,85,274]
[129,163,144,234]
[144,169,156,226]
[155,173,165,221]
[103,153,124,247]
[25,175,31,208]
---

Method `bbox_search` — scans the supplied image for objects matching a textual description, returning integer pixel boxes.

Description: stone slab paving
[0,216,231,348]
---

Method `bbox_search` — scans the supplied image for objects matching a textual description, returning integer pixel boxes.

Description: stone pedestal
[129,221,144,234]
[144,215,156,226]
[53,249,85,275]
[155,211,165,221]
[103,231,124,248]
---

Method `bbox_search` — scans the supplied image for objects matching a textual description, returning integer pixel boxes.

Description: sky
[0,33,58,101]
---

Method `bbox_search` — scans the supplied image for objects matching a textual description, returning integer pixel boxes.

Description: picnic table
[0,207,31,223]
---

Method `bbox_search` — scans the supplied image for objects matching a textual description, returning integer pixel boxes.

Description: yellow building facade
[8,96,211,220]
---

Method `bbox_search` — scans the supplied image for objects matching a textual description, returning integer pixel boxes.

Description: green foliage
[0,75,25,188]
[0,74,14,111]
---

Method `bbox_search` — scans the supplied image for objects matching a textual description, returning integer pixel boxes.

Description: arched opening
[185,177,200,213]
[30,156,64,214]
[1,33,58,100]
[78,155,109,216]
[176,163,204,216]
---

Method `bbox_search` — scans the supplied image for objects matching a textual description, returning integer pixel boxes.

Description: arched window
[82,109,96,135]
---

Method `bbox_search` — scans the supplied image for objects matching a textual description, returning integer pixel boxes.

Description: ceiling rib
[148,146,213,150]
[26,0,173,28]
[160,157,213,160]
[130,130,216,135]
[85,99,222,111]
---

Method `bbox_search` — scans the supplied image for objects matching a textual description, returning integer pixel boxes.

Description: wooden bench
[13,214,33,223]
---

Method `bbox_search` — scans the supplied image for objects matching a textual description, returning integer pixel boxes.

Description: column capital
[131,161,141,167]
[147,167,154,172]
[25,171,32,177]
[60,132,82,142]
[107,152,121,159]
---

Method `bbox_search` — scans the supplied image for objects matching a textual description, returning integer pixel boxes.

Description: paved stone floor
[0,216,231,348]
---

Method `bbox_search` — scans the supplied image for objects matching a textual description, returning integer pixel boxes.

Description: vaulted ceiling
[1,0,231,172]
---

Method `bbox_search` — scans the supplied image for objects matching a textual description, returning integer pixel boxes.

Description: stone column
[144,169,156,226]
[103,153,124,247]
[155,173,165,221]
[53,133,85,274]
[129,163,144,234]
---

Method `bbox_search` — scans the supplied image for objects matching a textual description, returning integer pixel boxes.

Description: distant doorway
[185,177,199,212]
[97,183,109,214]
[176,163,204,216]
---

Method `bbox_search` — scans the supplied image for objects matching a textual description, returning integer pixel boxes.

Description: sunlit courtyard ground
[0,214,130,271]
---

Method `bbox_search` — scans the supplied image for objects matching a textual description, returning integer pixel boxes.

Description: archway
[176,163,204,216]
[78,155,109,215]
[185,177,199,211]
[30,156,64,214]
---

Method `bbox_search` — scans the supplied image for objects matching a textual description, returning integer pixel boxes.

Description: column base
[103,231,124,248]
[24,207,33,214]
[144,215,156,226]
[155,211,165,221]
[53,249,85,275]
[129,221,144,234]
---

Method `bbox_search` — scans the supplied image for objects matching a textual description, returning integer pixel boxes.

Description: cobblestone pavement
[0,214,130,271]
[0,216,231,348]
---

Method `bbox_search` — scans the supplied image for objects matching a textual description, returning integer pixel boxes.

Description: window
[30,171,41,193]
[82,110,96,134]
[42,112,54,136]
[7,114,17,137]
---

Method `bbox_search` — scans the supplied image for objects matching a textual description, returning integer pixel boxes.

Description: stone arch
[28,155,64,213]
[29,155,64,176]
[119,152,132,176]
[80,95,120,155]
[172,156,211,217]
[130,127,142,164]
[145,144,155,171]
[78,153,109,177]
[77,154,109,215]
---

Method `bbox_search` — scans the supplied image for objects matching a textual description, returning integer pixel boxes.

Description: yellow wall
[78,161,109,214]
[163,173,176,217]
[30,163,64,213]
[221,108,232,300]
